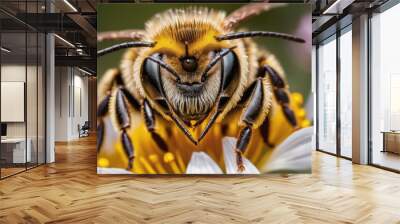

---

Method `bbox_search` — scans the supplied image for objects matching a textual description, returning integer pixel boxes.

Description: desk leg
[382,133,386,153]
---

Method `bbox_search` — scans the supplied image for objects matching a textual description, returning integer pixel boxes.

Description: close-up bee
[97,3,310,174]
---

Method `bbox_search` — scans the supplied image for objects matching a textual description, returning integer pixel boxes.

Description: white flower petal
[186,152,223,174]
[222,137,260,174]
[261,127,313,173]
[97,167,134,174]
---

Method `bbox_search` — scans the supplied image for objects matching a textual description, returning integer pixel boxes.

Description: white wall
[1,63,46,164]
[54,67,89,141]
[71,73,89,138]
[1,65,37,138]
[55,67,69,141]
[1,65,26,138]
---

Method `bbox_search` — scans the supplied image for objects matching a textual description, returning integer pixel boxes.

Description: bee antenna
[146,56,181,82]
[215,31,305,43]
[223,3,287,30]
[97,41,156,57]
[97,29,145,42]
[201,46,236,82]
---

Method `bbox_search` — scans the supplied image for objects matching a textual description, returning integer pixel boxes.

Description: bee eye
[180,56,198,72]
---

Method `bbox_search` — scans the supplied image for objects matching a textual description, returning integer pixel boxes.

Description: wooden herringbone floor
[0,135,400,224]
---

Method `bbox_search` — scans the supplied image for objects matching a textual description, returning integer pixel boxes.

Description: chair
[78,121,90,138]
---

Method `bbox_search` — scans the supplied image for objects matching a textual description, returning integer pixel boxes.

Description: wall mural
[97,3,312,174]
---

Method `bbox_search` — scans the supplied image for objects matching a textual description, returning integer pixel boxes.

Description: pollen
[291,92,304,105]
[164,152,175,163]
[297,108,306,118]
[149,154,160,163]
[98,158,110,167]
[301,119,311,128]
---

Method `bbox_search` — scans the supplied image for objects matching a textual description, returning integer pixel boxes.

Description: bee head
[141,35,239,122]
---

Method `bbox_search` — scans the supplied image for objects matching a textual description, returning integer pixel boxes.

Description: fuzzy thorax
[143,7,228,56]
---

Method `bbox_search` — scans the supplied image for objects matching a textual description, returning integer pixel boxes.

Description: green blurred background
[98,3,311,98]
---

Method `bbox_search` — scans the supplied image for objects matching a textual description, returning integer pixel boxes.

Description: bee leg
[259,114,274,148]
[236,126,252,172]
[96,120,104,152]
[236,78,269,172]
[119,90,141,168]
[97,68,121,153]
[97,91,111,152]
[97,119,105,153]
[114,87,135,169]
[260,64,298,127]
[98,68,140,169]
[142,99,169,152]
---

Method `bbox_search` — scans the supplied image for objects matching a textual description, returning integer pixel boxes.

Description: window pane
[340,28,352,158]
[27,30,38,169]
[371,4,400,171]
[1,27,27,177]
[317,36,337,154]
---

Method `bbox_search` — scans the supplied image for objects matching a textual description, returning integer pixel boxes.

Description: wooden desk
[382,131,400,154]
[1,138,31,163]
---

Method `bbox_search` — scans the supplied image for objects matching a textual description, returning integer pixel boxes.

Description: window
[339,27,352,158]
[0,1,46,179]
[370,3,400,171]
[317,35,337,154]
